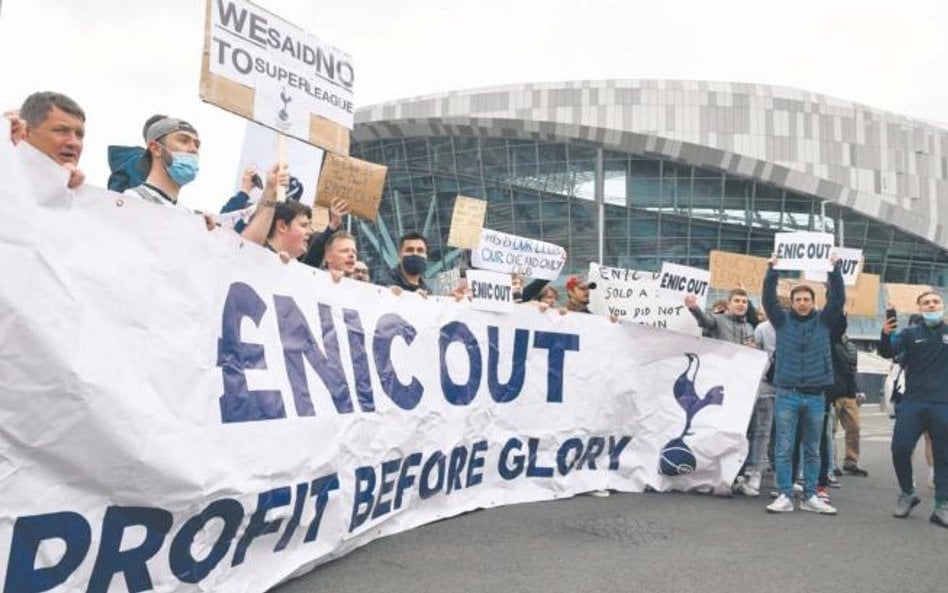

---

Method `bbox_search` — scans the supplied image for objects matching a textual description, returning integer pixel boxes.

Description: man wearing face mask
[880,290,948,527]
[125,114,200,209]
[388,231,429,293]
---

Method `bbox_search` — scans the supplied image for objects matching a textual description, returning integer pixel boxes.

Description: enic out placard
[656,263,711,310]
[773,231,834,272]
[466,270,514,313]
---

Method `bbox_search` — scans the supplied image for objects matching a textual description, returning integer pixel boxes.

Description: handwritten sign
[200,0,352,153]
[803,247,863,286]
[773,231,834,272]
[471,229,566,280]
[314,152,387,222]
[657,263,711,309]
[885,282,934,314]
[588,263,701,336]
[466,270,514,313]
[447,195,488,249]
[709,251,769,294]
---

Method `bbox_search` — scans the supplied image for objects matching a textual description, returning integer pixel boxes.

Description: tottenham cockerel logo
[659,353,725,476]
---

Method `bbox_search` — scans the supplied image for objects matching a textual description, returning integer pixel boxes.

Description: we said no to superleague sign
[0,122,765,593]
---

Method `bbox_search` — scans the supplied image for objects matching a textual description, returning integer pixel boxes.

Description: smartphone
[250,173,263,190]
[885,307,897,322]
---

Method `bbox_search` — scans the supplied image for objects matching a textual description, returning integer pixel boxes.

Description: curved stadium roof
[354,80,948,248]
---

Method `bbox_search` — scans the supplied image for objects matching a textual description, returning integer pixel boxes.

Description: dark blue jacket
[879,320,948,403]
[762,263,845,389]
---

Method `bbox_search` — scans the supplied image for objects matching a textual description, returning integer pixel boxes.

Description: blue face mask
[922,310,943,324]
[162,148,199,186]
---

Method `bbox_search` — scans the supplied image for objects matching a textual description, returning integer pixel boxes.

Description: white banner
[466,270,514,313]
[208,0,356,133]
[773,231,834,272]
[588,263,702,336]
[803,247,863,286]
[657,262,711,309]
[471,228,567,280]
[0,128,765,592]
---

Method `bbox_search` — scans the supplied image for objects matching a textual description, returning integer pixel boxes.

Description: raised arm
[239,163,287,246]
[762,257,784,329]
[685,294,717,330]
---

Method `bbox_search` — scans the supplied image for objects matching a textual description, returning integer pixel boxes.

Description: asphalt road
[273,408,945,593]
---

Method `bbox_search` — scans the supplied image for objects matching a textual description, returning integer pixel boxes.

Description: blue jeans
[891,400,948,502]
[775,389,825,498]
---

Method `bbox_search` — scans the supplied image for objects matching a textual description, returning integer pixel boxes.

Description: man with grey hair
[5,91,86,188]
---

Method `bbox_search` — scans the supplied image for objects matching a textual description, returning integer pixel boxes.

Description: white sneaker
[588,489,610,497]
[745,471,762,493]
[800,494,837,515]
[766,494,794,513]
[792,482,803,494]
[735,481,760,497]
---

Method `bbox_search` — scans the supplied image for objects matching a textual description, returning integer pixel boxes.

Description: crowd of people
[5,90,945,528]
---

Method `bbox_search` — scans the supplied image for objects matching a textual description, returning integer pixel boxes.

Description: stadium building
[349,80,948,299]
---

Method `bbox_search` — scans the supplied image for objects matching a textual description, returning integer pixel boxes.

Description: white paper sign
[803,247,863,286]
[466,270,514,313]
[209,0,356,131]
[657,263,711,309]
[588,263,701,336]
[471,229,567,280]
[773,231,834,272]
[236,121,324,205]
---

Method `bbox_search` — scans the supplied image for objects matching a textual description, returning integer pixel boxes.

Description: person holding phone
[880,291,948,527]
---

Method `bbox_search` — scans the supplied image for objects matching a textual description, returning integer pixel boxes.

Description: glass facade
[351,135,948,287]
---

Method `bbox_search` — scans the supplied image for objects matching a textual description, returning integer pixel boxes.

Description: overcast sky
[1,0,946,212]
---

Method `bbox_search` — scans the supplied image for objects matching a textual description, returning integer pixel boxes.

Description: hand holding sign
[684,294,699,311]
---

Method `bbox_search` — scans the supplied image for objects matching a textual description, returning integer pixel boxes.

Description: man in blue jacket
[763,255,844,515]
[880,291,948,527]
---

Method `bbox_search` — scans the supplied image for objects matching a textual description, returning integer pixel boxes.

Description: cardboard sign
[471,229,566,280]
[588,263,701,336]
[236,120,324,203]
[849,272,881,317]
[657,263,711,309]
[314,152,387,222]
[466,270,514,313]
[885,283,934,313]
[447,195,487,249]
[200,0,352,153]
[773,232,834,272]
[803,247,863,286]
[772,272,880,317]
[709,251,769,294]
